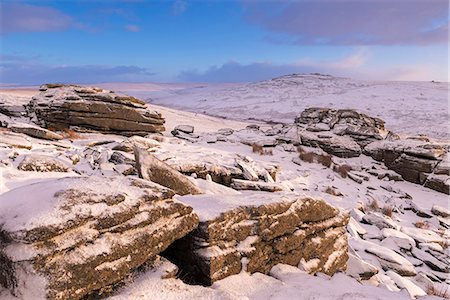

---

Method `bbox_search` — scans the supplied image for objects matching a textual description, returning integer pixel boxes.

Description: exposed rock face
[171,125,199,142]
[300,131,362,158]
[364,140,449,194]
[165,194,349,285]
[17,155,72,172]
[27,84,165,136]
[10,123,63,141]
[0,176,199,300]
[295,107,385,147]
[134,147,203,196]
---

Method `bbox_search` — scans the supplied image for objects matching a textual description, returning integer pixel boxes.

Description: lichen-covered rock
[165,193,348,285]
[0,176,198,299]
[27,84,165,136]
[134,147,203,196]
[17,155,72,172]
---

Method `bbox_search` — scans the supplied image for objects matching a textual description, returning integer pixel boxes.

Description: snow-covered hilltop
[133,74,449,140]
[0,80,449,300]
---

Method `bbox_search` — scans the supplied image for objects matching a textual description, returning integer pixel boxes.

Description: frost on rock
[0,176,199,299]
[165,193,349,285]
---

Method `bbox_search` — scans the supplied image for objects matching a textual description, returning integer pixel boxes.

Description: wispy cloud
[178,49,442,82]
[172,0,187,15]
[0,54,155,84]
[125,24,140,32]
[244,0,449,45]
[0,3,76,34]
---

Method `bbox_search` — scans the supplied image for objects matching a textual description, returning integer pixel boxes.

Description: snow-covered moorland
[117,74,449,140]
[0,77,449,300]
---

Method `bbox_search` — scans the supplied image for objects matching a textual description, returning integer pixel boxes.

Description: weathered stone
[0,176,199,299]
[230,179,284,192]
[112,135,160,153]
[295,107,385,148]
[300,131,361,158]
[346,253,379,280]
[109,151,135,166]
[10,124,63,141]
[431,205,450,218]
[27,84,165,136]
[17,155,71,172]
[134,147,203,196]
[390,154,438,183]
[166,194,348,285]
[364,140,449,194]
[424,174,450,195]
[365,245,416,276]
[173,125,194,134]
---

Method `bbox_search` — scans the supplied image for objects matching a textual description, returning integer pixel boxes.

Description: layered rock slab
[0,176,198,299]
[364,140,449,194]
[27,84,165,136]
[166,193,349,285]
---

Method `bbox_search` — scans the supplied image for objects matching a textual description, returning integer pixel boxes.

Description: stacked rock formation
[165,194,349,285]
[0,176,198,299]
[27,84,165,136]
[364,140,449,194]
[295,107,385,157]
[292,107,449,194]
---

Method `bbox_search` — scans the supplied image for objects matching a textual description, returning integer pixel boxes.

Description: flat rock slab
[167,193,349,285]
[0,176,198,299]
[10,123,63,141]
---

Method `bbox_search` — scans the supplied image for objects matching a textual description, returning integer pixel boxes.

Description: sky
[0,0,449,84]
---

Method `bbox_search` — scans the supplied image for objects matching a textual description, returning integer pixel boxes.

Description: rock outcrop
[299,131,362,158]
[165,194,349,285]
[0,176,198,299]
[295,107,385,147]
[364,140,449,194]
[134,147,203,196]
[27,84,165,136]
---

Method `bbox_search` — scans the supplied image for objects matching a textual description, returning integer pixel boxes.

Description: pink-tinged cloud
[178,49,446,83]
[244,0,449,45]
[0,3,74,34]
[125,24,140,32]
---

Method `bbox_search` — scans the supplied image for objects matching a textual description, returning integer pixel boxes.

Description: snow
[385,271,427,299]
[1,81,449,299]
[117,75,450,140]
[177,192,295,222]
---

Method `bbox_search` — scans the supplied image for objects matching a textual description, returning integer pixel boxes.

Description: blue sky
[0,0,448,84]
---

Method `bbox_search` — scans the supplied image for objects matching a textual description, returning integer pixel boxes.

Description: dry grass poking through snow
[414,220,431,229]
[381,206,394,217]
[297,146,352,178]
[0,228,17,293]
[251,143,273,156]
